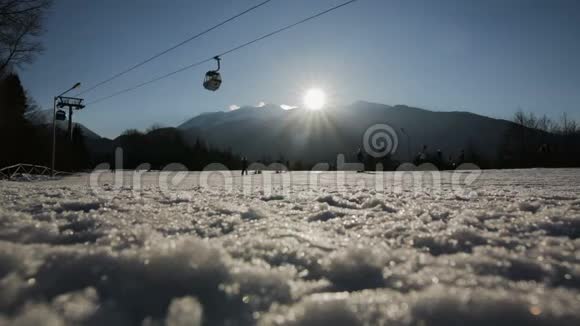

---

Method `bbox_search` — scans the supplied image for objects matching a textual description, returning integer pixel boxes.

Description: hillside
[178,102,515,164]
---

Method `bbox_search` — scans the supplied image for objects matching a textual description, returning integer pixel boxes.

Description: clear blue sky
[18,0,580,139]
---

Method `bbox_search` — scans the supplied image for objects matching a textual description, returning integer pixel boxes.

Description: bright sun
[303,88,326,110]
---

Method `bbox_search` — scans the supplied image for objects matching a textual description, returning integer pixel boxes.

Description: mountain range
[28,101,516,165]
[177,101,513,163]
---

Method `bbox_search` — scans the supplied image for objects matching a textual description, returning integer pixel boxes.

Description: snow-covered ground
[1,169,580,325]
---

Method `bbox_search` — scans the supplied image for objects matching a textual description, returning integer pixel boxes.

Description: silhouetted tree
[0,73,26,123]
[0,73,45,167]
[0,72,92,171]
[0,0,52,75]
[500,109,580,168]
[113,128,241,171]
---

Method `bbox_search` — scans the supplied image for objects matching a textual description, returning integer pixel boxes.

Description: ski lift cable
[217,0,357,58]
[76,0,276,97]
[86,0,358,106]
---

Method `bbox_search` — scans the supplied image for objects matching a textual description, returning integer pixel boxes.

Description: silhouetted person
[416,145,428,164]
[255,160,263,174]
[357,148,365,171]
[241,156,248,176]
[537,144,551,167]
[457,149,465,166]
[436,149,444,169]
[538,143,550,154]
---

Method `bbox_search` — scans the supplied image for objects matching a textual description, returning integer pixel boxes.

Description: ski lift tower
[51,82,82,177]
[57,96,85,140]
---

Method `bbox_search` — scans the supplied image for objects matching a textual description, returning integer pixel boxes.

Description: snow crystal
[361,198,398,212]
[316,195,358,209]
[4,303,65,326]
[307,210,341,222]
[259,292,360,326]
[241,208,269,221]
[519,201,542,213]
[323,247,386,291]
[165,297,203,326]
[58,201,101,213]
[1,170,580,325]
[51,287,100,323]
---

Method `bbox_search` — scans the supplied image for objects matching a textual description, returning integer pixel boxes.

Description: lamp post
[51,83,81,177]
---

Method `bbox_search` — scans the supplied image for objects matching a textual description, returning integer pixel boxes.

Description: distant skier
[537,144,551,167]
[416,145,428,164]
[254,160,263,175]
[436,149,444,169]
[457,149,465,166]
[448,155,455,169]
[357,147,365,172]
[538,144,550,154]
[241,156,249,176]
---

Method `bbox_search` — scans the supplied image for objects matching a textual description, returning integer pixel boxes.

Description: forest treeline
[0,73,90,171]
[108,127,242,171]
[409,110,580,170]
[498,110,580,168]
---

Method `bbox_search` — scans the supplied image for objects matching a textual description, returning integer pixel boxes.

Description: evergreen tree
[0,73,28,126]
[0,73,42,167]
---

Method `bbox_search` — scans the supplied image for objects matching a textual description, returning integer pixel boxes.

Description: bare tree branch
[0,0,51,74]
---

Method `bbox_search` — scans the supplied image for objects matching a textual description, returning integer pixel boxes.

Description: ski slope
[1,169,580,325]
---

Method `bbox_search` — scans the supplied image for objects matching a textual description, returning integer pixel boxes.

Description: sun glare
[303,88,326,110]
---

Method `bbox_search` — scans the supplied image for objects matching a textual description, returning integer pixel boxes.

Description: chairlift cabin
[56,109,67,121]
[203,56,222,91]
